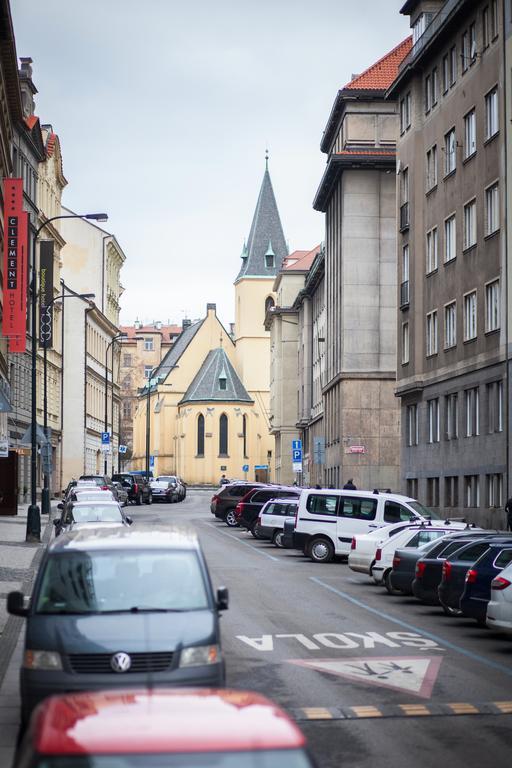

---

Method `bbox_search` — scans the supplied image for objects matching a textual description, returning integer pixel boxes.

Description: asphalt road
[142,491,512,768]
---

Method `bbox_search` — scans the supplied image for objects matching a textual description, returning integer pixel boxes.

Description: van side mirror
[126,516,133,525]
[7,591,28,617]
[217,586,229,611]
[57,502,64,510]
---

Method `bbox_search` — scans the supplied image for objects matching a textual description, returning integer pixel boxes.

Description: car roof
[47,524,200,553]
[301,488,418,503]
[263,498,299,505]
[32,689,306,755]
[71,500,120,507]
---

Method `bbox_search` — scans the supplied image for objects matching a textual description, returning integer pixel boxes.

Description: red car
[18,688,315,767]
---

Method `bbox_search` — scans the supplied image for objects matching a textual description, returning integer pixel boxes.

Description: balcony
[400,202,410,232]
[400,280,410,309]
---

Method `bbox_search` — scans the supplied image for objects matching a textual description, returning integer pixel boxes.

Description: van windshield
[407,501,441,520]
[36,551,209,614]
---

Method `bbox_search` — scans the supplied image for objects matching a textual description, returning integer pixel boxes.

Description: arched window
[197,413,205,457]
[242,414,248,458]
[219,413,228,456]
[265,296,275,313]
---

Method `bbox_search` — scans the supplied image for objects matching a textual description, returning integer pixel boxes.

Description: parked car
[7,524,229,725]
[150,476,179,503]
[78,474,118,498]
[210,482,265,527]
[440,538,512,619]
[20,688,313,768]
[348,521,440,576]
[486,560,512,634]
[176,476,187,500]
[257,498,300,546]
[287,488,438,563]
[235,486,301,536]
[112,472,153,506]
[53,501,132,536]
[112,481,129,506]
[62,488,116,511]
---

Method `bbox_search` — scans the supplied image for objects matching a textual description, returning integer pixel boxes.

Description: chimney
[134,318,142,330]
[155,320,162,330]
[182,318,192,330]
[18,57,37,118]
[207,303,216,314]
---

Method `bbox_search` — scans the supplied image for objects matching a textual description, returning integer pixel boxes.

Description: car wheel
[272,529,284,548]
[384,570,402,595]
[442,604,462,617]
[136,493,142,506]
[146,492,152,505]
[308,537,334,563]
[225,510,238,527]
[251,523,266,540]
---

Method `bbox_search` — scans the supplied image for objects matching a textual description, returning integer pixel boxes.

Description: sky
[12,0,409,329]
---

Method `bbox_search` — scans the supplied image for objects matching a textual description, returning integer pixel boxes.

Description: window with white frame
[424,74,431,112]
[485,87,498,139]
[400,92,411,133]
[487,380,503,433]
[482,5,490,47]
[465,387,480,436]
[444,301,456,348]
[464,109,476,158]
[402,322,409,365]
[400,167,409,204]
[144,338,154,351]
[444,128,456,174]
[486,473,503,507]
[463,199,476,249]
[402,244,409,282]
[431,67,438,105]
[485,279,500,332]
[491,0,498,38]
[464,475,480,507]
[144,365,153,379]
[427,398,440,443]
[445,393,458,440]
[449,45,457,85]
[464,291,477,340]
[444,214,456,262]
[461,30,469,71]
[469,22,477,63]
[426,310,438,356]
[426,145,437,189]
[407,404,419,446]
[485,182,499,235]
[442,54,449,93]
[426,228,438,273]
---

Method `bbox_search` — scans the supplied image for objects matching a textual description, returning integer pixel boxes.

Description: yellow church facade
[131,162,288,484]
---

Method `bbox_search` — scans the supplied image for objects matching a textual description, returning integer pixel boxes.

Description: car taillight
[235,503,244,518]
[415,561,426,579]
[465,568,477,584]
[393,556,401,569]
[491,577,512,590]
[101,485,108,490]
[351,538,356,550]
[212,494,219,502]
[133,483,139,494]
[375,548,382,561]
[442,561,452,580]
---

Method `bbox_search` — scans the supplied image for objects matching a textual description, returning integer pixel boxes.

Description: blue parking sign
[101,432,110,445]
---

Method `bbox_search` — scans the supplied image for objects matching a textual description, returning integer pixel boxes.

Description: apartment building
[389,0,507,525]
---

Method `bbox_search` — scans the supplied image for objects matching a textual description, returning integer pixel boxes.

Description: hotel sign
[3,179,28,352]
[39,240,54,348]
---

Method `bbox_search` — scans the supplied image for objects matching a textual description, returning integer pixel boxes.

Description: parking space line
[292,701,512,721]
[202,522,280,562]
[399,704,430,716]
[493,701,512,713]
[310,577,512,679]
[448,703,479,715]
[350,705,383,718]
[301,707,334,719]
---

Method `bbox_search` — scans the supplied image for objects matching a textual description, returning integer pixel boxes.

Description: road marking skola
[236,631,442,653]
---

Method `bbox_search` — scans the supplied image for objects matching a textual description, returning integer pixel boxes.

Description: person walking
[343,478,356,490]
[219,474,229,485]
[506,496,512,532]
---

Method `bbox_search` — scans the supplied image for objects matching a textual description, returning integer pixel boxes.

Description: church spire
[235,154,288,282]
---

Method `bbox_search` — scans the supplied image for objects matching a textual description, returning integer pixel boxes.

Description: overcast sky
[12,1,409,328]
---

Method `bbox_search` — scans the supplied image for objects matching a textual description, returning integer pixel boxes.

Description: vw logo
[110,652,131,673]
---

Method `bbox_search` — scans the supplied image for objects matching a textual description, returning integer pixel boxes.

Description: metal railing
[400,280,410,308]
[400,202,410,231]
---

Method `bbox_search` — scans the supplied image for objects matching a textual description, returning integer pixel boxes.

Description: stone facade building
[389,0,507,524]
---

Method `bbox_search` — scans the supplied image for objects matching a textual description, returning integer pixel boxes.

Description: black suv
[235,486,301,536]
[211,483,265,527]
[112,473,153,506]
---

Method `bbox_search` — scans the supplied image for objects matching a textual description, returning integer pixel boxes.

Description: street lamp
[104,333,127,476]
[39,291,95,516]
[27,212,108,543]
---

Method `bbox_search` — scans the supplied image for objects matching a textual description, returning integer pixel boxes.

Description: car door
[336,495,379,551]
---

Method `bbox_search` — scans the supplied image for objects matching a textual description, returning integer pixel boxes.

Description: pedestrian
[343,478,356,490]
[506,496,512,532]
[314,483,322,489]
[219,474,229,485]
[292,481,298,487]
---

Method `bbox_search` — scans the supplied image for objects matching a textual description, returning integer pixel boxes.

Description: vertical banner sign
[3,179,28,353]
[39,240,54,348]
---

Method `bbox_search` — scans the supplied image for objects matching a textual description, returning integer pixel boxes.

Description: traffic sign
[101,432,110,445]
[292,449,302,461]
[292,439,302,452]
[149,455,155,468]
[119,445,127,454]
[292,461,302,473]
[242,464,249,473]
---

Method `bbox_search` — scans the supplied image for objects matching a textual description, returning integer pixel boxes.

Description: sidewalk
[0,503,54,767]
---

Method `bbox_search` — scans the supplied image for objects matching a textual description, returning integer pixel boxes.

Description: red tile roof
[344,37,412,92]
[25,115,38,130]
[120,324,182,343]
[46,132,57,158]
[283,244,321,272]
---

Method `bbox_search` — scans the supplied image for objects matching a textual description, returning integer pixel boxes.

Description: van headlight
[179,644,220,667]
[24,650,63,670]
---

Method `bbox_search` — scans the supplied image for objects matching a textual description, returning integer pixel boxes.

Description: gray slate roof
[151,319,204,388]
[235,168,288,281]
[179,348,253,404]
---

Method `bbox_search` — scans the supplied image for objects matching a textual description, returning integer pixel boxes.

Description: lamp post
[104,333,127,476]
[40,291,95,515]
[26,212,108,543]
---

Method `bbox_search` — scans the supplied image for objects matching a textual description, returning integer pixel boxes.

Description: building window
[485,279,500,332]
[485,182,499,235]
[487,380,503,433]
[407,404,419,446]
[400,168,409,230]
[400,92,411,133]
[445,393,458,440]
[444,301,457,348]
[427,398,440,443]
[444,128,456,175]
[464,475,480,508]
[402,322,409,365]
[426,477,440,507]
[123,354,132,366]
[461,30,469,72]
[464,291,477,340]
[144,365,153,379]
[482,5,490,47]
[491,0,498,38]
[424,74,431,112]
[197,413,205,456]
[426,145,437,190]
[469,22,477,62]
[242,413,248,457]
[445,476,459,507]
[122,401,132,419]
[426,310,438,356]
[407,478,419,499]
[463,199,477,249]
[449,45,457,85]
[465,387,480,437]
[444,214,456,263]
[487,473,503,507]
[464,109,476,158]
[144,338,154,351]
[442,54,449,93]
[431,67,438,106]
[485,87,499,139]
[219,413,228,456]
[426,227,438,273]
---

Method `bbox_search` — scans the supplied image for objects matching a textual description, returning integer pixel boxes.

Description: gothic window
[197,413,205,457]
[219,413,228,456]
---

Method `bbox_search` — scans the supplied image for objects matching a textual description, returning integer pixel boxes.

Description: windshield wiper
[92,606,188,614]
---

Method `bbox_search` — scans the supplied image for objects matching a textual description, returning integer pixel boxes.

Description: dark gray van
[8,525,228,724]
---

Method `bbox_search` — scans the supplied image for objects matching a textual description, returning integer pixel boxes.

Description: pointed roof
[236,165,288,282]
[149,318,205,389]
[180,348,253,405]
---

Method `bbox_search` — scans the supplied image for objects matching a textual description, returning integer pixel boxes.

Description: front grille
[68,651,174,674]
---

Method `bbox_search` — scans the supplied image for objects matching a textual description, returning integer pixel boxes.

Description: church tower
[234,155,288,395]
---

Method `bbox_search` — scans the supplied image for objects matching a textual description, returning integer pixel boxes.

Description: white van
[291,489,438,563]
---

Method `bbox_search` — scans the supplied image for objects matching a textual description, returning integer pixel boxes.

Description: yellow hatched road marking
[494,701,512,713]
[399,704,430,716]
[351,706,383,718]
[301,708,333,720]
[447,703,479,714]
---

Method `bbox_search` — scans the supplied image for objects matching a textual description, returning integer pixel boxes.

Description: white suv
[290,488,438,563]
[257,498,299,547]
